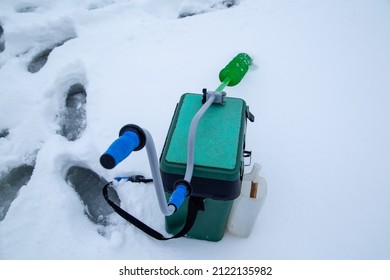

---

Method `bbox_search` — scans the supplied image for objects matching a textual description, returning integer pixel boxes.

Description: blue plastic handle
[100,131,140,169]
[168,184,188,211]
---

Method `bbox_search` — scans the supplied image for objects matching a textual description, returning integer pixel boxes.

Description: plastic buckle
[202,88,226,105]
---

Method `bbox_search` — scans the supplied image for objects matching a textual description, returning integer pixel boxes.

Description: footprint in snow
[0,130,35,221]
[0,24,5,52]
[0,164,35,221]
[57,83,87,141]
[0,128,9,138]
[27,36,76,73]
[15,4,39,13]
[178,0,237,19]
[87,0,116,11]
[65,166,120,226]
[21,18,78,73]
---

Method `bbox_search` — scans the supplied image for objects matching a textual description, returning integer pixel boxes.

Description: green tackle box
[160,93,252,241]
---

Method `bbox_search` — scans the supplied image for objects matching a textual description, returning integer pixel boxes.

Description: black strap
[102,182,204,240]
[114,175,153,184]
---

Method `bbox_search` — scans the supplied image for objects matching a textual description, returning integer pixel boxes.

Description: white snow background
[0,0,390,260]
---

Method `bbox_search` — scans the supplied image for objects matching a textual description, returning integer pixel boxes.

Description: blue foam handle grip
[168,184,188,211]
[100,131,140,169]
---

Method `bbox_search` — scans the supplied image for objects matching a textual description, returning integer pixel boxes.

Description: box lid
[161,93,246,181]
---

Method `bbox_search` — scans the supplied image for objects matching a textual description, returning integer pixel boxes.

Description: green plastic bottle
[218,53,252,88]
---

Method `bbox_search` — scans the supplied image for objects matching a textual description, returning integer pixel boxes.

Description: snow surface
[1,0,390,260]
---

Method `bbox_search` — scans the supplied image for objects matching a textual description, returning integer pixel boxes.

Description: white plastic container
[227,163,267,237]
